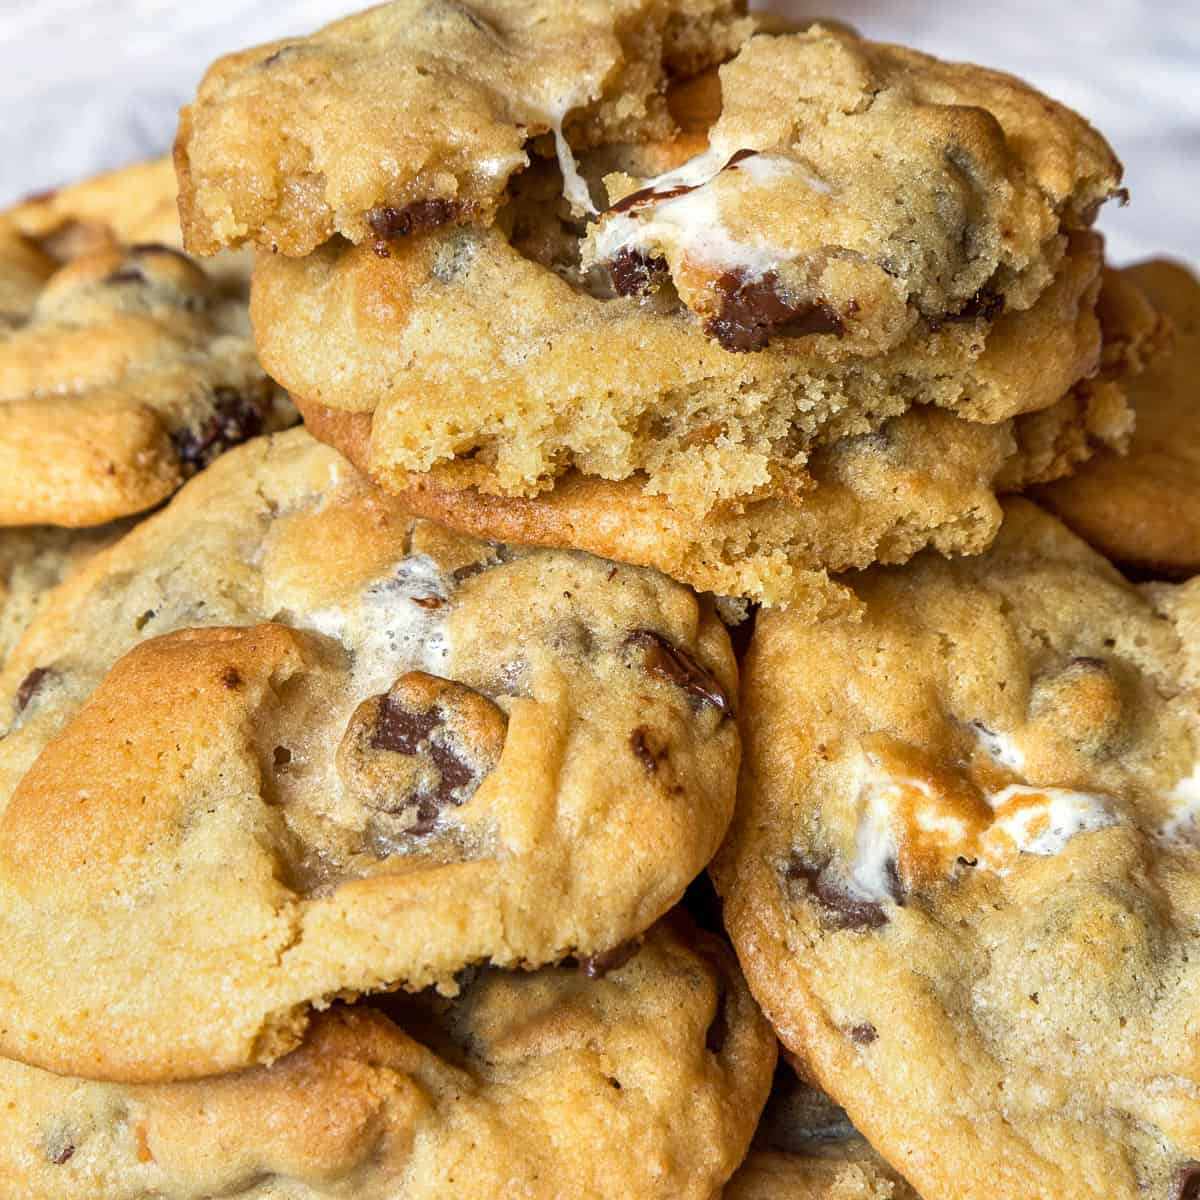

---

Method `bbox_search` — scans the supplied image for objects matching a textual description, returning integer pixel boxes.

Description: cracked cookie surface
[713,500,1200,1200]
[0,429,739,1082]
[0,918,775,1199]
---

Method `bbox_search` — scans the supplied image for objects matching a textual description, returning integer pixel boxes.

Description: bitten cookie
[1038,259,1199,578]
[238,8,1118,507]
[0,918,776,1199]
[0,429,740,1083]
[713,500,1200,1200]
[0,240,286,526]
[175,0,753,256]
[294,238,1127,609]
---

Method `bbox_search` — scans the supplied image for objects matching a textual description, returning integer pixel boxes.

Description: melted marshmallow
[592,151,826,277]
[973,723,1026,771]
[980,786,1118,871]
[1155,764,1200,846]
[545,88,597,216]
[304,554,453,703]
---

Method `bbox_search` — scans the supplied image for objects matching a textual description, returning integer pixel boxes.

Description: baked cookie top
[1,918,775,1200]
[0,241,285,527]
[0,429,739,1082]
[176,0,752,256]
[1038,259,1200,577]
[7,155,254,297]
[583,25,1119,358]
[713,500,1200,1200]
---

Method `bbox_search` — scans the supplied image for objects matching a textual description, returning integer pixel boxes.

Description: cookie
[1037,260,1199,578]
[0,428,740,1082]
[175,0,753,257]
[302,388,1115,613]
[260,223,1103,516]
[9,157,182,261]
[294,236,1124,608]
[0,241,286,527]
[0,223,54,327]
[240,10,1117,507]
[0,521,134,666]
[8,156,254,296]
[727,1066,918,1199]
[0,917,776,1199]
[713,500,1200,1200]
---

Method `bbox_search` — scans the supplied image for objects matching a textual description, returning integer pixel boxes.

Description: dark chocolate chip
[1174,1165,1200,1200]
[412,595,444,609]
[221,666,242,690]
[367,199,462,247]
[370,693,485,835]
[577,939,641,979]
[14,667,51,714]
[104,267,147,285]
[626,629,731,717]
[608,248,668,297]
[630,726,669,773]
[704,270,844,353]
[171,387,264,473]
[47,1138,75,1166]
[785,855,896,931]
[929,288,1006,330]
[849,1022,878,1044]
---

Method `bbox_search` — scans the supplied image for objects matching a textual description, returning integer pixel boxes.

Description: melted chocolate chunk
[705,271,844,353]
[626,630,731,717]
[849,1022,878,1044]
[609,248,668,297]
[171,387,264,473]
[630,726,669,773]
[14,666,51,714]
[221,666,242,690]
[368,199,461,254]
[368,690,491,836]
[46,1137,75,1166]
[1174,1166,1200,1200]
[577,939,641,979]
[785,855,897,931]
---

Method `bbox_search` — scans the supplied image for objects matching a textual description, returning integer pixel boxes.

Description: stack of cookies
[1,3,1198,1198]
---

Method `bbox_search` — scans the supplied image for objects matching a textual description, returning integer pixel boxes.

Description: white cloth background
[0,0,1196,267]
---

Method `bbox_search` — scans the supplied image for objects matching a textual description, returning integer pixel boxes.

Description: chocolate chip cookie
[0,240,286,526]
[294,237,1125,608]
[237,8,1117,508]
[0,917,775,1199]
[713,500,1200,1200]
[0,521,134,666]
[0,428,740,1082]
[7,155,254,297]
[303,387,1119,613]
[1038,259,1199,578]
[175,0,753,257]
